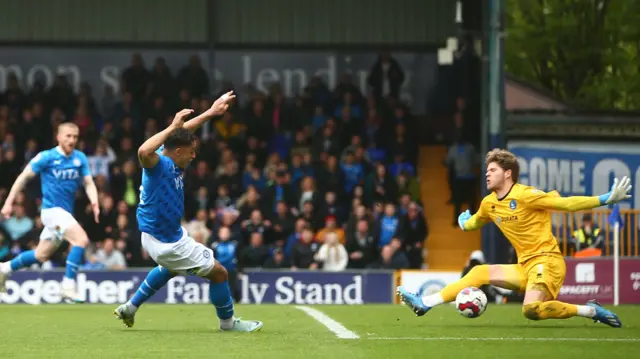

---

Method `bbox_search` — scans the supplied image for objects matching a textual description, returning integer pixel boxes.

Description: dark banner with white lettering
[238,270,393,304]
[0,270,394,305]
[0,48,438,113]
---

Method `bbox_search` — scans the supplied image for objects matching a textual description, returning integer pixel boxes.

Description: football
[455,287,488,318]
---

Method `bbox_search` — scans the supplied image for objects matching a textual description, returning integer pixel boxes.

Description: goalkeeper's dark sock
[523,301,589,320]
[424,264,490,306]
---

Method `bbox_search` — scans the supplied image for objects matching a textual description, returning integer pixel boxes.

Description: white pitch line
[295,306,359,339]
[367,337,640,342]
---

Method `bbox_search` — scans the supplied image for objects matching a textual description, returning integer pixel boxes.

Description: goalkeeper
[397,149,627,328]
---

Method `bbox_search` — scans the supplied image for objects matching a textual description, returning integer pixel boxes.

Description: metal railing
[551,209,640,257]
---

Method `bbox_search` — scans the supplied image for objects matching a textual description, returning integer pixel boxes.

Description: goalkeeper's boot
[587,300,622,328]
[396,286,431,317]
[221,318,263,332]
[114,304,136,328]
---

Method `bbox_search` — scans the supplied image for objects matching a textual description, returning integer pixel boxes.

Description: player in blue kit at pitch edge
[114,92,262,332]
[0,123,100,303]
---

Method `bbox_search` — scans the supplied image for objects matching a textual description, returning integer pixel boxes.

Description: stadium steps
[419,145,481,271]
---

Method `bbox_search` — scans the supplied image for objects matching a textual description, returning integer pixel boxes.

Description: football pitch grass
[1,304,638,359]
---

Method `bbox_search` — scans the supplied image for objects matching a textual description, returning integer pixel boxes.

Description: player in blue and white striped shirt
[114,92,262,332]
[0,122,100,303]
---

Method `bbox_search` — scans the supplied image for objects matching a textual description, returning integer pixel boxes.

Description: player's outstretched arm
[138,109,194,168]
[527,176,632,212]
[1,165,36,218]
[183,91,236,133]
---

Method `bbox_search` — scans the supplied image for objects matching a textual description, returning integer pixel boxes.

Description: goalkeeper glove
[598,176,632,205]
[458,210,471,230]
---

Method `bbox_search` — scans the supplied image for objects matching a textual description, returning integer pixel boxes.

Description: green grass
[0,304,638,359]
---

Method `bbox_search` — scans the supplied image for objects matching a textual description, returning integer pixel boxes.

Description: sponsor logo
[560,285,603,295]
[575,263,595,283]
[0,273,136,305]
[52,169,79,180]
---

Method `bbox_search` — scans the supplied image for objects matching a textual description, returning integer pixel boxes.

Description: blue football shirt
[29,147,91,214]
[136,147,185,243]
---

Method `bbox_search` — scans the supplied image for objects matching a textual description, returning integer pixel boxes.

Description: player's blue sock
[130,266,173,307]
[209,281,234,320]
[10,250,40,271]
[64,246,85,279]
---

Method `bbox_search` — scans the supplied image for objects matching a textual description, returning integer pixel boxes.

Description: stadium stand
[0,53,425,294]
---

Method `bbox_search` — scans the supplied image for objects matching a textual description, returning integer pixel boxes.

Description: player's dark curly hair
[485,149,520,182]
[164,128,196,150]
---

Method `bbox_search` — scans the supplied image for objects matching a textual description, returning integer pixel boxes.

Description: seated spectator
[291,228,318,269]
[368,240,409,269]
[346,219,377,269]
[285,218,307,258]
[91,238,127,270]
[316,215,346,245]
[396,171,421,202]
[238,232,270,270]
[316,191,345,226]
[215,112,243,141]
[241,209,272,245]
[2,204,33,242]
[215,184,232,211]
[341,151,365,196]
[243,162,267,192]
[290,130,311,158]
[289,153,306,187]
[270,201,295,246]
[87,139,117,180]
[398,193,412,216]
[388,153,415,178]
[366,141,386,164]
[311,106,329,133]
[317,155,344,195]
[314,232,348,271]
[237,186,263,221]
[296,176,319,213]
[185,209,211,244]
[402,202,428,269]
[365,163,397,206]
[334,92,362,120]
[375,203,401,248]
[264,247,290,269]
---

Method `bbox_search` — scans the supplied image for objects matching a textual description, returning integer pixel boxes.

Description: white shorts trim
[39,207,78,246]
[141,227,215,277]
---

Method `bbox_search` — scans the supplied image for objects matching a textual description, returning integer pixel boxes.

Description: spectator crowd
[0,52,428,295]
